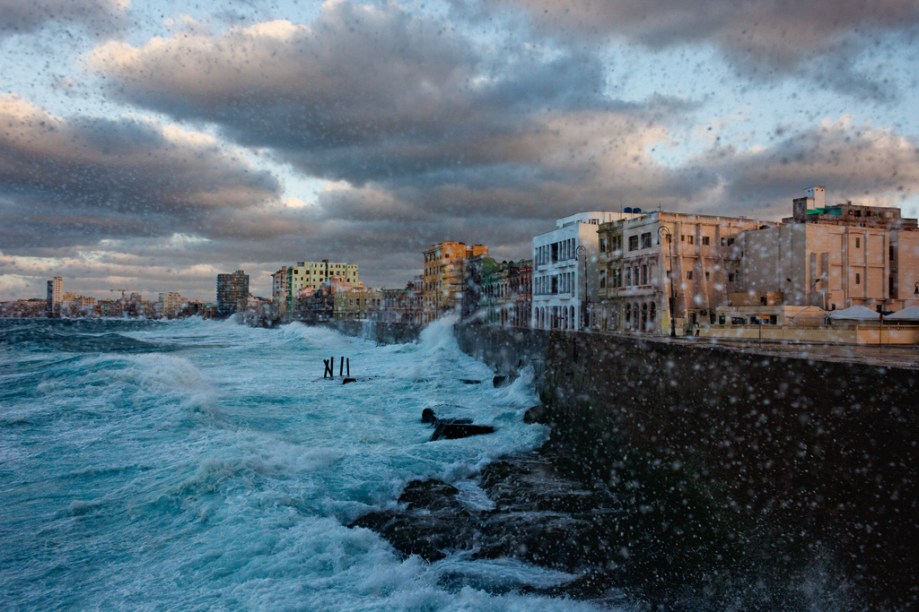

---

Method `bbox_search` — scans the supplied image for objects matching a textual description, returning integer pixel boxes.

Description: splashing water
[0,318,604,610]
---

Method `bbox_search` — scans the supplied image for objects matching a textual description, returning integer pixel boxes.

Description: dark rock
[431,422,495,441]
[492,375,510,388]
[398,479,460,511]
[421,408,473,426]
[523,404,550,424]
[342,377,357,384]
[460,379,482,384]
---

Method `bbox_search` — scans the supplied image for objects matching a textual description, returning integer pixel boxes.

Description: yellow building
[286,260,359,312]
[422,242,488,323]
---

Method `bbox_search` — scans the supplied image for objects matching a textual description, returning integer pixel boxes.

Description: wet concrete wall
[453,324,919,609]
[327,321,421,344]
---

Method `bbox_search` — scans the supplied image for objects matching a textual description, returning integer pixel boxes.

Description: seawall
[453,324,919,609]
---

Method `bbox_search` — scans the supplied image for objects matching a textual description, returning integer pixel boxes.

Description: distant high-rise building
[216,270,249,317]
[46,276,63,317]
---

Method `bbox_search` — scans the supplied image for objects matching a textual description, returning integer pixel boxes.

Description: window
[855,272,861,285]
[625,267,631,286]
[628,235,639,251]
[728,273,735,283]
[599,237,607,253]
[705,271,710,281]
[599,270,607,288]
[612,236,622,252]
[640,232,651,249]
[640,265,647,285]
[686,271,693,280]
[687,235,694,245]
[702,236,710,246]
[855,237,861,248]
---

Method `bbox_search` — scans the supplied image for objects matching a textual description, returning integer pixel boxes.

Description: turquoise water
[0,317,599,610]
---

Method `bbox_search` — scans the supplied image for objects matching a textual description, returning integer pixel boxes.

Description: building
[286,260,359,314]
[597,211,771,334]
[46,276,63,317]
[422,242,488,323]
[271,266,289,317]
[731,186,919,315]
[334,286,383,321]
[379,280,424,325]
[533,212,638,331]
[158,292,187,318]
[477,259,533,327]
[216,270,249,317]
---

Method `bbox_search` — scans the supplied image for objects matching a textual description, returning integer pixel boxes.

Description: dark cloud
[472,0,919,99]
[680,119,919,217]
[0,96,282,250]
[89,1,676,188]
[0,0,127,37]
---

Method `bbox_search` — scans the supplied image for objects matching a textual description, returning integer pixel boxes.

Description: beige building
[422,242,488,323]
[158,292,187,318]
[597,212,771,334]
[733,186,919,314]
[334,287,382,321]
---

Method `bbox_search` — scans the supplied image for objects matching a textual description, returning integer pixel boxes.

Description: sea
[0,317,604,610]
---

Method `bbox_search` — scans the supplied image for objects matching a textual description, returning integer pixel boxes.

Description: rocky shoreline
[351,406,850,609]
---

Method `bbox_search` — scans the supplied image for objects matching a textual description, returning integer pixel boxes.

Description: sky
[1,0,918,302]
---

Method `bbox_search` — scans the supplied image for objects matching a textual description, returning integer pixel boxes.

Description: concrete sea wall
[453,324,919,609]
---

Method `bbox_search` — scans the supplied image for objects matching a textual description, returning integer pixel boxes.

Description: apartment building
[216,270,249,317]
[46,275,63,316]
[422,242,488,323]
[334,286,382,321]
[597,212,771,334]
[284,260,359,314]
[733,186,919,314]
[532,212,638,331]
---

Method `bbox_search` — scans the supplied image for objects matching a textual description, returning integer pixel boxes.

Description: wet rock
[431,422,495,441]
[492,375,510,388]
[459,379,482,385]
[342,377,357,384]
[523,404,550,424]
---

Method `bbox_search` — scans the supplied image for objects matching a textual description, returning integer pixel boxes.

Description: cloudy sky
[2,0,918,301]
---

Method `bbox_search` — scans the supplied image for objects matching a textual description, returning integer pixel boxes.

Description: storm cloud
[0,0,127,37]
[0,95,282,250]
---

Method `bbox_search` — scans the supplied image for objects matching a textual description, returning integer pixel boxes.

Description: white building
[532,211,638,330]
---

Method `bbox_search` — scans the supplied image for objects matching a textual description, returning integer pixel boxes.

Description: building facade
[532,212,638,331]
[271,266,289,317]
[158,292,187,318]
[597,212,770,334]
[733,187,919,313]
[286,260,359,314]
[216,270,249,317]
[422,242,488,323]
[46,276,63,317]
[334,287,383,321]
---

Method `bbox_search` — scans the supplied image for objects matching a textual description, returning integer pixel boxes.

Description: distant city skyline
[2,0,919,302]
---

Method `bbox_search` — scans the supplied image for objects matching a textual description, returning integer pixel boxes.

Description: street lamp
[658,225,676,337]
[576,244,587,331]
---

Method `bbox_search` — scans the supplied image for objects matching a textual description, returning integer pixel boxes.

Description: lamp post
[658,225,676,337]
[576,244,587,331]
